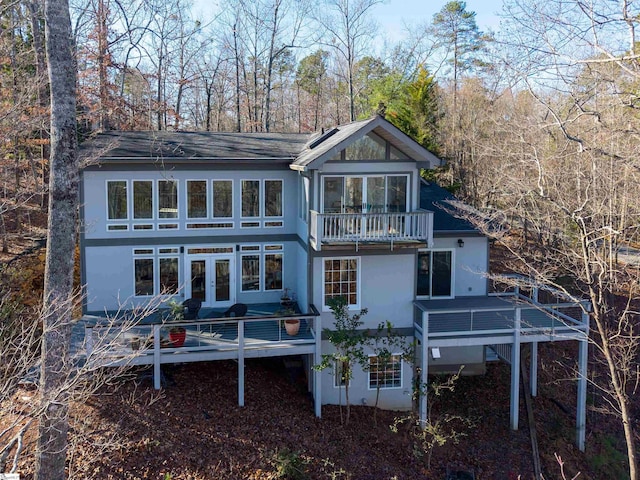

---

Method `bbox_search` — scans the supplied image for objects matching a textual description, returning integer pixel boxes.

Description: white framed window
[158,180,178,219]
[186,180,208,218]
[368,354,402,390]
[133,180,153,219]
[212,180,233,218]
[241,179,260,218]
[264,179,283,217]
[265,252,282,291]
[134,257,154,297]
[159,257,179,295]
[416,249,454,298]
[133,248,180,297]
[323,257,360,309]
[107,180,128,220]
[241,254,261,291]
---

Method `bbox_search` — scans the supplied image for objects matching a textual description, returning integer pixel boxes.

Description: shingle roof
[420,180,479,233]
[82,131,311,160]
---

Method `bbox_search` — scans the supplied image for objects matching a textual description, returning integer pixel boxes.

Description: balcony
[309,210,433,251]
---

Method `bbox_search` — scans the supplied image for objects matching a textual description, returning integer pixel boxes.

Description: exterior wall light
[457,239,464,248]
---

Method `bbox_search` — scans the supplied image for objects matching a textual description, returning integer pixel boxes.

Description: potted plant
[166,299,187,347]
[276,307,300,336]
[280,288,295,308]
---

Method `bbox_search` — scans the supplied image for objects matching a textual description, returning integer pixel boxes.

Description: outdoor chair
[182,298,202,320]
[223,303,248,318]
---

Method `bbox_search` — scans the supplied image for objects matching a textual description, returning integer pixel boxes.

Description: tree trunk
[35,0,78,477]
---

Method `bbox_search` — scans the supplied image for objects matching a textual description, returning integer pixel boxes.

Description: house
[79,115,589,450]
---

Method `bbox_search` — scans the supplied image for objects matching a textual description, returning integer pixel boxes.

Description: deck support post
[419,312,429,426]
[314,316,322,418]
[153,324,161,390]
[238,320,245,407]
[510,308,521,430]
[577,310,589,451]
[530,341,538,397]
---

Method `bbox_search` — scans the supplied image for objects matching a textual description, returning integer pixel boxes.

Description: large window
[322,175,408,214]
[133,181,153,219]
[368,355,402,389]
[241,255,260,291]
[417,250,453,298]
[242,180,260,217]
[187,180,207,218]
[265,251,283,290]
[213,180,233,218]
[323,257,359,308]
[264,180,283,217]
[158,180,178,219]
[159,257,179,294]
[134,249,180,297]
[134,258,154,296]
[107,181,128,220]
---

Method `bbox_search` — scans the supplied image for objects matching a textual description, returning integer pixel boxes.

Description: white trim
[157,179,179,220]
[106,179,129,221]
[264,178,284,218]
[240,178,261,219]
[240,252,262,292]
[132,179,155,221]
[320,174,410,214]
[212,179,234,219]
[322,256,361,311]
[185,179,209,219]
[367,353,403,390]
[133,256,155,298]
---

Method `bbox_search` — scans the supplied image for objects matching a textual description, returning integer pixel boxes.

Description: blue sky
[375,0,502,43]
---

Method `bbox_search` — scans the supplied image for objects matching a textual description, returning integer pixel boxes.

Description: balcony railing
[310,210,433,250]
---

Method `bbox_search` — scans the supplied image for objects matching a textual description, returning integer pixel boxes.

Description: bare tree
[34,0,78,475]
[313,0,383,122]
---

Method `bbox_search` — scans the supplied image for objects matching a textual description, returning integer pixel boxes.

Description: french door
[186,255,235,308]
[322,175,408,214]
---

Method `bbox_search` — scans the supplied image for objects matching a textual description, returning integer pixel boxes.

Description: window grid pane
[368,355,402,389]
[242,180,260,217]
[159,257,179,294]
[187,180,207,218]
[265,180,283,217]
[133,181,152,219]
[134,258,154,296]
[265,253,282,290]
[241,255,260,291]
[107,181,127,220]
[324,258,358,306]
[213,180,232,218]
[158,180,178,219]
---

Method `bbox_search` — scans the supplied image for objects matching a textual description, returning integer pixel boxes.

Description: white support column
[510,308,521,430]
[85,326,94,358]
[314,315,322,418]
[238,320,245,407]
[153,324,161,390]
[577,310,589,451]
[530,341,538,397]
[420,311,429,426]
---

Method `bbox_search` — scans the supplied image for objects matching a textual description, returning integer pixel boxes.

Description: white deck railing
[310,210,433,250]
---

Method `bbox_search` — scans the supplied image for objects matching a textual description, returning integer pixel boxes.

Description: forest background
[1,0,640,478]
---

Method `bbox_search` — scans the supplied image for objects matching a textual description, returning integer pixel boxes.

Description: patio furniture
[223,303,248,318]
[182,298,202,320]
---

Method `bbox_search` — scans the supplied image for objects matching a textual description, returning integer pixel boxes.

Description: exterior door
[187,255,234,308]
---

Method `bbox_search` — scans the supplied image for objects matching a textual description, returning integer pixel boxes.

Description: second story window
[133,181,153,219]
[264,180,283,217]
[187,180,208,218]
[158,180,178,219]
[107,181,127,220]
[213,180,233,218]
[242,180,260,217]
